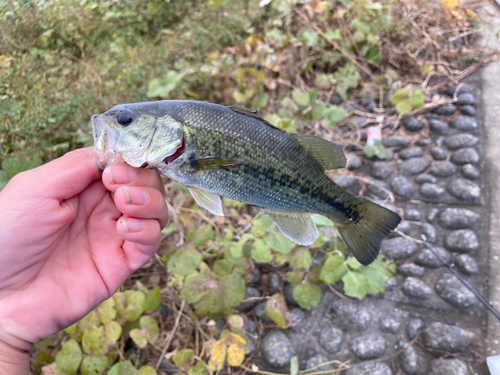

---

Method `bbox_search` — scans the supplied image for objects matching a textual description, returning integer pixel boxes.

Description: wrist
[0,339,31,375]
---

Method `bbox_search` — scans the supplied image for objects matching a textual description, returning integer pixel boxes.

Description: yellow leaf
[225,332,247,346]
[450,9,463,19]
[225,333,246,367]
[442,0,458,10]
[466,9,479,20]
[208,340,226,371]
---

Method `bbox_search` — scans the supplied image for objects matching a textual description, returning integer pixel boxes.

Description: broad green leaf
[108,360,138,375]
[311,214,333,227]
[265,293,291,329]
[117,290,146,322]
[364,145,376,158]
[104,321,122,346]
[286,271,303,286]
[293,283,321,309]
[80,356,108,375]
[186,225,214,246]
[320,253,345,284]
[390,89,410,105]
[181,268,223,315]
[342,271,371,300]
[55,339,82,374]
[292,90,310,106]
[360,265,386,295]
[312,103,328,119]
[290,356,299,375]
[409,90,424,109]
[307,266,323,285]
[252,93,268,110]
[64,323,78,340]
[395,100,413,114]
[82,325,106,356]
[143,287,162,312]
[167,246,202,276]
[130,329,148,348]
[140,315,160,343]
[147,71,183,99]
[138,366,158,375]
[251,239,273,263]
[213,259,234,279]
[97,297,116,324]
[300,28,319,47]
[188,361,209,375]
[290,248,312,269]
[78,311,100,332]
[220,273,246,307]
[327,241,345,254]
[324,106,347,128]
[347,256,363,270]
[173,349,195,367]
[264,230,295,253]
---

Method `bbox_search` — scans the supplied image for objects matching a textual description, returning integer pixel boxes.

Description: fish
[92,100,401,265]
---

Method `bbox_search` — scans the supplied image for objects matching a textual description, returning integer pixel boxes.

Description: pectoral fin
[291,134,346,170]
[265,211,318,246]
[192,157,243,172]
[188,187,224,216]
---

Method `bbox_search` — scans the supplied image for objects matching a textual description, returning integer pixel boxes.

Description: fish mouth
[91,114,122,170]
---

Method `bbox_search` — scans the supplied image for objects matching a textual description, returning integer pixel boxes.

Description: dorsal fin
[227,105,284,132]
[291,134,346,170]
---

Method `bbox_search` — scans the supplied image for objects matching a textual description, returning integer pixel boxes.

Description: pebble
[398,263,426,277]
[329,95,343,105]
[319,325,344,353]
[415,174,437,184]
[446,83,476,96]
[391,176,415,199]
[402,116,423,131]
[455,93,477,106]
[435,273,477,308]
[361,98,377,112]
[427,208,440,222]
[246,336,257,356]
[367,179,389,200]
[387,220,411,238]
[420,224,437,244]
[445,229,479,253]
[379,316,400,333]
[261,330,296,369]
[461,105,477,116]
[254,301,273,323]
[402,277,433,299]
[407,318,423,340]
[236,287,261,312]
[455,254,479,275]
[305,355,334,372]
[434,104,457,115]
[289,309,306,332]
[269,272,282,294]
[451,147,480,165]
[416,247,451,268]
[429,358,471,375]
[381,237,419,260]
[346,363,393,375]
[248,268,262,284]
[447,178,481,200]
[243,319,257,334]
[461,164,480,180]
[371,161,395,179]
[438,208,480,229]
[417,137,432,146]
[159,359,179,373]
[422,322,475,352]
[385,277,398,292]
[430,147,448,160]
[426,113,440,121]
[348,154,363,170]
[420,183,445,198]
[350,333,386,359]
[444,133,479,149]
[331,302,372,331]
[429,119,450,133]
[429,162,457,177]
[400,147,424,160]
[451,116,478,131]
[398,339,419,375]
[382,135,411,148]
[405,208,421,221]
[284,284,299,307]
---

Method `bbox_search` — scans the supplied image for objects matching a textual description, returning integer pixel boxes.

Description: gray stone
[421,223,437,243]
[371,161,395,179]
[434,104,457,115]
[444,133,479,149]
[430,147,448,160]
[400,147,424,160]
[420,183,445,198]
[269,272,282,294]
[215,319,226,336]
[415,174,437,184]
[350,333,386,359]
[426,113,440,121]
[402,277,433,299]
[417,138,432,146]
[405,208,421,221]
[391,176,415,199]
[288,309,306,332]
[305,355,333,372]
[332,302,372,331]
[416,247,451,268]
[461,105,477,116]
[422,322,475,352]
[383,135,411,148]
[343,103,357,112]
[244,319,257,334]
[246,336,257,356]
[446,83,476,96]
[254,301,273,323]
[261,330,296,369]
[236,287,262,312]
[329,95,343,105]
[346,363,392,375]
[429,161,457,177]
[427,208,440,222]
[319,325,343,353]
[402,116,423,131]
[455,254,479,275]
[398,263,425,277]
[407,318,423,340]
[438,208,480,229]
[159,359,180,374]
[429,119,450,133]
[284,284,298,307]
[445,229,479,253]
[367,179,389,200]
[461,164,480,180]
[379,316,400,333]
[385,277,398,292]
[332,175,356,189]
[435,273,477,307]
[451,147,480,165]
[399,157,431,175]
[455,92,477,106]
[348,154,363,170]
[248,268,262,284]
[361,97,377,112]
[381,237,419,260]
[388,220,412,238]
[451,116,478,131]
[398,339,419,375]
[447,178,481,200]
[429,359,470,375]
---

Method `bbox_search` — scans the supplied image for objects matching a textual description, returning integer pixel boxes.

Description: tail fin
[335,199,401,266]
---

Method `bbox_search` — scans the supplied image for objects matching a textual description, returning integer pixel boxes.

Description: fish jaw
[91,114,123,170]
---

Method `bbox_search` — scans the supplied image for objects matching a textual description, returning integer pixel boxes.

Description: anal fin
[188,187,224,216]
[265,211,318,246]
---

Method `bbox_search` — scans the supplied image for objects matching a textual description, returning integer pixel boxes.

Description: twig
[155,299,186,370]
[394,228,423,244]
[327,283,354,302]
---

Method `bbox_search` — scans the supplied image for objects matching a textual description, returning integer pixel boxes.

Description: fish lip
[92,114,121,170]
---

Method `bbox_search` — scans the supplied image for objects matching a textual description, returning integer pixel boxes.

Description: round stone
[407,319,423,340]
[269,272,282,294]
[261,330,296,369]
[429,359,470,375]
[445,229,479,253]
[385,277,398,292]
[390,220,412,237]
[361,98,377,112]
[350,333,386,359]
[391,176,415,199]
[329,95,343,105]
[236,287,262,312]
[434,104,457,115]
[400,147,424,160]
[332,302,372,331]
[416,247,451,268]
[447,178,481,200]
[435,273,477,307]
[444,133,479,150]
[402,277,433,299]
[455,254,479,276]
[438,208,480,229]
[422,223,438,243]
[284,284,298,307]
[415,174,437,184]
[451,116,478,131]
[398,339,419,375]
[405,208,421,221]
[398,263,425,277]
[417,137,432,146]
[461,105,477,116]
[244,319,257,334]
[427,208,440,222]
[451,147,480,164]
[306,355,334,372]
[402,116,423,131]
[367,179,389,200]
[348,154,363,170]
[288,309,306,332]
[254,301,273,323]
[248,268,262,284]
[246,336,257,356]
[398,157,429,176]
[371,161,395,179]
[319,326,343,353]
[446,83,476,96]
[455,93,477,106]
[381,237,419,260]
[429,119,450,133]
[420,183,445,198]
[383,135,411,148]
[379,316,401,333]
[461,164,480,180]
[422,321,475,352]
[429,162,457,177]
[346,363,392,375]
[430,147,448,160]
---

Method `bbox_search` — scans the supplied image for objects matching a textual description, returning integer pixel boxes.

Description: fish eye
[117,111,133,126]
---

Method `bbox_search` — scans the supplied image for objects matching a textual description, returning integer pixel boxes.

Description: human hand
[0,147,168,373]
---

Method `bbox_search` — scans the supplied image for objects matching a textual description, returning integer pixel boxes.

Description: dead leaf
[208,340,226,371]
[442,0,458,10]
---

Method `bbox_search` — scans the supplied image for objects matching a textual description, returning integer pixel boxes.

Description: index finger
[102,164,165,194]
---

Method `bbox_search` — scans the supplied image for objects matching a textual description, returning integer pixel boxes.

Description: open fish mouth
[91,114,122,170]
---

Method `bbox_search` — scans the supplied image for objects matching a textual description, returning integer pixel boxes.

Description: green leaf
[395,100,413,115]
[342,271,371,300]
[364,145,376,158]
[319,253,345,284]
[147,71,183,99]
[293,283,321,309]
[220,273,246,307]
[323,106,347,128]
[82,325,106,356]
[286,271,303,286]
[181,268,223,316]
[360,265,386,295]
[300,28,319,47]
[138,366,158,375]
[265,293,291,329]
[292,90,310,106]
[251,239,274,263]
[143,287,162,312]
[311,214,333,227]
[104,321,122,346]
[347,256,363,270]
[97,297,116,324]
[252,93,269,110]
[80,356,108,375]
[409,90,424,109]
[290,356,299,375]
[173,349,195,367]
[117,290,146,322]
[290,248,312,269]
[55,339,82,374]
[188,361,209,375]
[213,259,234,279]
[186,225,214,246]
[390,89,410,105]
[108,360,138,375]
[130,328,148,348]
[167,246,202,276]
[264,231,295,253]
[140,315,160,343]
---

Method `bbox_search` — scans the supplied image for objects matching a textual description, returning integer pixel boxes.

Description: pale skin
[0,147,169,374]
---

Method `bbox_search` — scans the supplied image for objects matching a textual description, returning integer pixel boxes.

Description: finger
[114,186,169,228]
[116,216,162,271]
[102,164,164,193]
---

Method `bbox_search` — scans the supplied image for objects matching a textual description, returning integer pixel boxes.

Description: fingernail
[119,218,146,233]
[109,164,137,184]
[120,186,149,205]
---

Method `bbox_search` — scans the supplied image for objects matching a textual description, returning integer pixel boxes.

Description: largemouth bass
[92,100,400,265]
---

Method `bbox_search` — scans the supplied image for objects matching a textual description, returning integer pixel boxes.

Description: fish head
[92,102,184,170]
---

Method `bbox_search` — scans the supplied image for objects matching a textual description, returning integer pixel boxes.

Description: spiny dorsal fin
[291,134,346,170]
[188,187,224,216]
[264,210,318,246]
[228,105,284,132]
[192,157,243,172]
